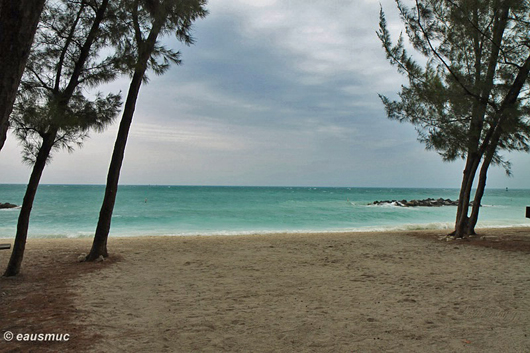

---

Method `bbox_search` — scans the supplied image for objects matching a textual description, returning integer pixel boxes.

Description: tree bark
[86,69,144,261]
[3,0,113,275]
[453,153,481,236]
[3,131,56,277]
[86,15,166,261]
[468,146,495,235]
[467,53,530,234]
[0,0,46,151]
[451,5,510,237]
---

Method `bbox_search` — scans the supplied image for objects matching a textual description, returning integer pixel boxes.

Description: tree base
[85,247,108,262]
[3,263,20,277]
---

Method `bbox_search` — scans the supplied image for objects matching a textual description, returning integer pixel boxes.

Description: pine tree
[378,0,530,237]
[86,0,208,260]
[4,0,122,276]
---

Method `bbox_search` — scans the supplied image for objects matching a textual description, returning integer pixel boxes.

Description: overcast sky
[0,0,528,188]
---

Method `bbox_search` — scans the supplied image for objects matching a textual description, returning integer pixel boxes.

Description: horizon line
[0,183,525,190]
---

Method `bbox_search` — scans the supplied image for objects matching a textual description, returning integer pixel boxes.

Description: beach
[1,228,530,352]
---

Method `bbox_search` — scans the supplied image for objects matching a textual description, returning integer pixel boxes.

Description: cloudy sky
[0,0,528,188]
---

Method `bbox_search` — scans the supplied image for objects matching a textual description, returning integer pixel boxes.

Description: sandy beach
[1,228,530,352]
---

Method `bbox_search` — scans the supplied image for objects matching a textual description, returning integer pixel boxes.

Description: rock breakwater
[370,198,477,207]
[0,202,18,209]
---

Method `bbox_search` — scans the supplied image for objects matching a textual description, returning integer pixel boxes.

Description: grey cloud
[1,0,527,188]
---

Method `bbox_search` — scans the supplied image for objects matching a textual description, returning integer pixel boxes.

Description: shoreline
[1,224,530,241]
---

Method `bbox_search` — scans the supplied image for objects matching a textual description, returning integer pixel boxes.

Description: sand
[1,228,530,352]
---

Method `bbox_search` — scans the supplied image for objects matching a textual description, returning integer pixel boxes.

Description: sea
[0,184,529,239]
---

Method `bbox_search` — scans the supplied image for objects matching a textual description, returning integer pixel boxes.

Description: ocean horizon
[1,184,529,239]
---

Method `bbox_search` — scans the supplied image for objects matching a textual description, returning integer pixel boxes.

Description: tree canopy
[378,0,530,236]
[4,0,123,276]
[11,0,123,156]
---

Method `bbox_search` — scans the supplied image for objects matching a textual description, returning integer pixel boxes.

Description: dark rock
[369,198,460,207]
[0,202,18,209]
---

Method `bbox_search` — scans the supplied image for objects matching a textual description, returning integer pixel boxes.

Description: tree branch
[414,0,479,101]
[54,0,87,93]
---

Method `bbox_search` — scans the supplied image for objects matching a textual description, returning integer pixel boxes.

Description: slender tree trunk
[452,153,482,237]
[468,149,495,235]
[452,11,486,237]
[4,131,56,277]
[468,52,530,234]
[86,7,167,261]
[0,0,46,151]
[468,54,530,234]
[451,6,510,237]
[86,70,144,260]
[86,11,167,260]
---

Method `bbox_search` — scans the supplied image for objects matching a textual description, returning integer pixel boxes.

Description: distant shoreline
[1,225,529,241]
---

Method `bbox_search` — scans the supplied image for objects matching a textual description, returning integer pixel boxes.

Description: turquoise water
[0,185,529,238]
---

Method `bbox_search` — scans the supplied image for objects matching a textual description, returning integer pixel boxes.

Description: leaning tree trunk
[0,0,46,151]
[4,132,55,277]
[451,6,511,238]
[468,150,495,235]
[85,69,144,261]
[86,17,165,261]
[453,153,481,237]
[468,53,530,235]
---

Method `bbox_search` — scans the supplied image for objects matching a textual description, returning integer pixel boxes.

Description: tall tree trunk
[3,0,113,275]
[0,0,46,151]
[451,5,510,237]
[86,69,145,261]
[86,15,166,261]
[4,131,56,277]
[468,148,495,235]
[453,154,481,237]
[467,51,530,234]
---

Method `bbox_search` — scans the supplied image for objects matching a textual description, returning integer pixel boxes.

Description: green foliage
[12,0,123,164]
[378,0,530,172]
[12,91,121,164]
[112,0,208,82]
